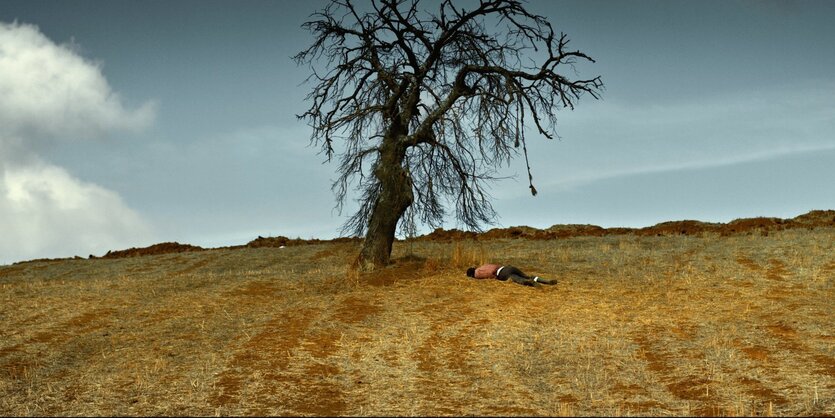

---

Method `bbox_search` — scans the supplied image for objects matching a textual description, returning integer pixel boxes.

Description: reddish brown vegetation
[245,235,359,249]
[418,209,835,241]
[100,242,205,259]
[103,208,835,256]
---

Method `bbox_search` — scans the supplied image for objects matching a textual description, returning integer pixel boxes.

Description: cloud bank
[0,22,155,141]
[0,21,155,264]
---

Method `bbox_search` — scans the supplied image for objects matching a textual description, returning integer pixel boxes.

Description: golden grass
[1,230,833,416]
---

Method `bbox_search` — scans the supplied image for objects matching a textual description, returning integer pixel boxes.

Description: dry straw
[1,228,833,416]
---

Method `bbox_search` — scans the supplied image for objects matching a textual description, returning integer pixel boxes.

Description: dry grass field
[1,216,833,416]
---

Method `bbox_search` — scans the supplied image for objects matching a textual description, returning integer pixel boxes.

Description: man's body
[466,263,557,286]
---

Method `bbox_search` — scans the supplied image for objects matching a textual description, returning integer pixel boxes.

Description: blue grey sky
[1,0,833,264]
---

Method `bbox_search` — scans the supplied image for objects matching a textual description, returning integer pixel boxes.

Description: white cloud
[0,21,156,264]
[0,21,155,142]
[1,159,153,261]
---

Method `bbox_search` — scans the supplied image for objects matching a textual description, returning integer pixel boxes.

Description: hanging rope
[516,98,537,196]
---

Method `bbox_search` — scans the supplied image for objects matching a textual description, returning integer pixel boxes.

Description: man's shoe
[533,276,557,285]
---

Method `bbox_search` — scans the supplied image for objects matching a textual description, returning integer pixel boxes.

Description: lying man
[466,263,557,286]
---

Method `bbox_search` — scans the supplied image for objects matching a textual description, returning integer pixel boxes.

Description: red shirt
[473,263,502,279]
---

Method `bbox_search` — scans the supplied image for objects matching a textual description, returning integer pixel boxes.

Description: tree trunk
[357,138,413,271]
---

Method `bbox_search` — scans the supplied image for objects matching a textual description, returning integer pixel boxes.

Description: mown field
[1,224,833,416]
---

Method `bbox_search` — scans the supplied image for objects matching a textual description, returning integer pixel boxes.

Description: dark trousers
[496,266,536,286]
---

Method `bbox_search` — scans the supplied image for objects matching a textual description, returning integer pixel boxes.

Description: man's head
[466,267,476,277]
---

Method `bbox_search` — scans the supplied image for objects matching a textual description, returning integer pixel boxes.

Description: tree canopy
[295,0,602,267]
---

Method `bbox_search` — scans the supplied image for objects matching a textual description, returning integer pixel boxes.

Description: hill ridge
[11,209,835,264]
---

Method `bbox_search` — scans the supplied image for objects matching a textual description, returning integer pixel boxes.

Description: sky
[1,0,833,265]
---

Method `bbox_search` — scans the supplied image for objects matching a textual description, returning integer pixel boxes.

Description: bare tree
[295,0,602,270]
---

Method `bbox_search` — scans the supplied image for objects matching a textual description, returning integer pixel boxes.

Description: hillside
[0,212,833,416]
